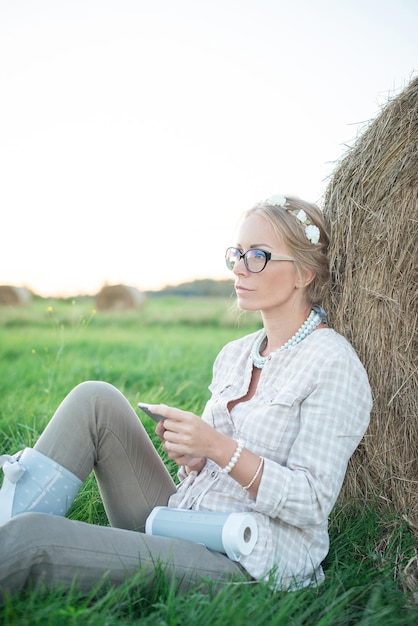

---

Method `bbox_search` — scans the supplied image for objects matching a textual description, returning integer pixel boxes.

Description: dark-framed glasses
[225,247,295,273]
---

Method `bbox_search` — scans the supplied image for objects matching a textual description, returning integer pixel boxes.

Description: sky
[0,0,416,297]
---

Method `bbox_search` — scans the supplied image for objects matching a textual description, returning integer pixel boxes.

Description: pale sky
[0,0,416,296]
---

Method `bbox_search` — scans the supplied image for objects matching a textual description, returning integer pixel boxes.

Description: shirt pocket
[241,387,305,457]
[207,381,241,404]
[208,381,232,396]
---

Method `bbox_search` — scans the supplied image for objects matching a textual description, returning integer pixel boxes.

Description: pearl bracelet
[242,457,264,490]
[220,439,244,474]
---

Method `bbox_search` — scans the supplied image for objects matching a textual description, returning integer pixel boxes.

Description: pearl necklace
[251,306,325,369]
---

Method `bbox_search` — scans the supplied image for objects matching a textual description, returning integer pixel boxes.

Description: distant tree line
[148,278,234,297]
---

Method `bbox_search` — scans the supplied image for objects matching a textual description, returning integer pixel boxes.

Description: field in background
[0,296,417,625]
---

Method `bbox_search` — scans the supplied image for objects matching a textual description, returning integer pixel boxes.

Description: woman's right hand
[155,419,206,473]
[154,418,167,442]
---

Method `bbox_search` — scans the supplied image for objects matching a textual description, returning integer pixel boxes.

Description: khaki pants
[0,382,248,600]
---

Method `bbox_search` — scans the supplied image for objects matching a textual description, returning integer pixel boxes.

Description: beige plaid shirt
[168,328,372,589]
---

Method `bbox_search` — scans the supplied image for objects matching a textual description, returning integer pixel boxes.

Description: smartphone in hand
[137,403,166,422]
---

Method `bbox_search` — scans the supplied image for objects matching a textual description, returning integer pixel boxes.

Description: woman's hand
[154,404,263,497]
[154,405,209,472]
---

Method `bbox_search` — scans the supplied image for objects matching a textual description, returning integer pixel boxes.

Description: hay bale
[0,285,32,306]
[323,77,418,527]
[95,284,145,311]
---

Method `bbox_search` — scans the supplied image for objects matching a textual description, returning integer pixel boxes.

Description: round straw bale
[322,77,418,528]
[95,284,145,311]
[0,285,32,306]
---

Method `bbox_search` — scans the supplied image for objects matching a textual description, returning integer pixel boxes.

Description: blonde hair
[244,196,330,304]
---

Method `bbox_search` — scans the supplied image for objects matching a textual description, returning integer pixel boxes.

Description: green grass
[0,296,417,625]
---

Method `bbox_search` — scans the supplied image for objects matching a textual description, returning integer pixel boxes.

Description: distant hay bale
[95,284,145,311]
[0,285,32,306]
[323,77,418,528]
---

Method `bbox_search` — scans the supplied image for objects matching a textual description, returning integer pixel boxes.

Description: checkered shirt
[168,328,372,589]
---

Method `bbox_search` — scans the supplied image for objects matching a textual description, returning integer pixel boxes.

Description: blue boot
[0,448,82,525]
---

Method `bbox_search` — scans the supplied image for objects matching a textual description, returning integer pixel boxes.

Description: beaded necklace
[250,306,326,369]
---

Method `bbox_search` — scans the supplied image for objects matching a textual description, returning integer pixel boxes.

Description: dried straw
[322,77,418,529]
[95,284,145,311]
[0,285,32,306]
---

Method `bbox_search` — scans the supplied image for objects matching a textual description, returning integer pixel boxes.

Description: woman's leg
[35,381,176,530]
[0,513,250,600]
[0,382,250,600]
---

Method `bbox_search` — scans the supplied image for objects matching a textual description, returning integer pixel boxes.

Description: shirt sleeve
[254,351,372,527]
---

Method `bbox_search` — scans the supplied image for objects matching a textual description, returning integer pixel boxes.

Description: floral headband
[264,195,321,245]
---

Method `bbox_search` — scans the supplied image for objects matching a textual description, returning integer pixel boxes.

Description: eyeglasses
[225,247,295,273]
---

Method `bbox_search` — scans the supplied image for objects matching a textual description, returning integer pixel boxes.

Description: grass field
[0,296,417,625]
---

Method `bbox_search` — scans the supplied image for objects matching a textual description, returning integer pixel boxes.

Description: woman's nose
[233,256,248,275]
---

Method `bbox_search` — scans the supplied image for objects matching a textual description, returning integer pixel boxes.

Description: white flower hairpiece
[305,224,320,245]
[291,209,321,244]
[264,196,321,245]
[265,194,287,207]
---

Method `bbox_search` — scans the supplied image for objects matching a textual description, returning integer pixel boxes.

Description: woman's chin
[236,296,259,312]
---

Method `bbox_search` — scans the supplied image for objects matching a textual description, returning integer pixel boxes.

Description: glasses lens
[245,249,267,272]
[225,248,241,270]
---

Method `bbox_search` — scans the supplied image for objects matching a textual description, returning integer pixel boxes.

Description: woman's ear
[298,268,316,289]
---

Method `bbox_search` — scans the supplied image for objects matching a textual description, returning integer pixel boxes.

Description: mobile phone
[137,403,166,422]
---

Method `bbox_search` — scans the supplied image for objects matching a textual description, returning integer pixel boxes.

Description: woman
[0,195,372,599]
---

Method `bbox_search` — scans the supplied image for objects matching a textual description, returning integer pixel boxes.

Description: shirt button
[211,471,217,478]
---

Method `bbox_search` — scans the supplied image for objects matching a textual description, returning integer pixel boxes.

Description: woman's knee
[1,513,60,559]
[63,381,131,416]
[0,513,90,597]
[70,380,120,401]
